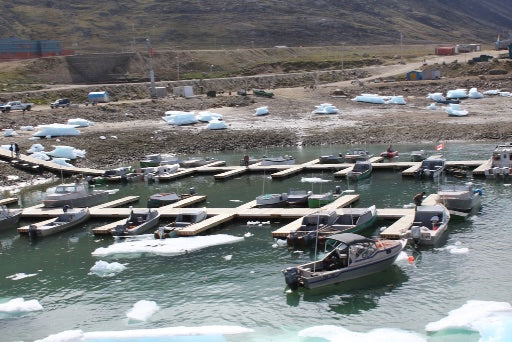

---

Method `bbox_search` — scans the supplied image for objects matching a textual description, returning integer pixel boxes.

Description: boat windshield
[55,185,81,193]
[349,242,377,261]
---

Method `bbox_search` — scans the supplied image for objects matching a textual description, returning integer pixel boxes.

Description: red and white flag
[435,142,445,151]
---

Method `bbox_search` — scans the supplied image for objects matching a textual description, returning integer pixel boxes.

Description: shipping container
[87,91,110,103]
[435,46,455,55]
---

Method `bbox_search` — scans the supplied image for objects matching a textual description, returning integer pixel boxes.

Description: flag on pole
[435,142,445,151]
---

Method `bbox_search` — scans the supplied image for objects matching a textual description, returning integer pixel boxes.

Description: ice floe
[20,125,34,131]
[301,177,330,183]
[353,94,405,105]
[299,325,425,342]
[468,87,484,99]
[196,111,223,122]
[91,234,244,257]
[0,298,43,314]
[126,300,159,321]
[255,106,269,116]
[483,89,500,95]
[31,151,51,161]
[427,92,446,102]
[46,146,86,159]
[446,88,468,99]
[312,103,339,114]
[3,129,17,137]
[33,124,81,137]
[205,118,228,130]
[6,272,37,280]
[223,254,233,261]
[67,118,95,127]
[27,143,45,153]
[162,111,198,126]
[50,158,75,168]
[443,103,468,117]
[444,241,469,254]
[427,103,437,110]
[89,260,126,277]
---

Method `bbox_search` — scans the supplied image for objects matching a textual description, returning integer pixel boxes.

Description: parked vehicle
[50,98,70,108]
[0,101,34,112]
[253,89,274,98]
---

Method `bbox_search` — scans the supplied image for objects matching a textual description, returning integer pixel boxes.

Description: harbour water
[1,142,512,341]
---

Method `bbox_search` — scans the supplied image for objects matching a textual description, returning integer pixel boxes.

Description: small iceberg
[67,118,95,127]
[427,103,437,110]
[46,145,86,159]
[3,129,17,137]
[483,89,500,95]
[27,143,45,153]
[427,92,446,102]
[0,298,43,314]
[33,124,80,137]
[50,157,75,168]
[385,95,406,105]
[126,300,160,321]
[468,87,484,99]
[255,106,269,116]
[205,119,228,130]
[312,103,339,114]
[443,103,468,117]
[20,126,34,131]
[299,326,425,342]
[89,260,126,277]
[162,111,198,126]
[353,94,386,104]
[196,111,223,122]
[446,88,468,99]
[31,151,50,161]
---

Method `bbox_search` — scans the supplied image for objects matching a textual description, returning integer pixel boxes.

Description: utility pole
[340,42,345,78]
[146,38,157,99]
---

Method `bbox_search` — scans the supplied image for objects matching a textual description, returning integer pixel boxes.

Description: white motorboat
[485,143,512,178]
[256,193,288,207]
[154,208,208,239]
[43,182,109,208]
[23,207,90,238]
[415,157,445,179]
[406,204,450,246]
[410,150,428,162]
[260,155,295,166]
[344,149,373,163]
[283,233,406,290]
[111,209,160,236]
[437,183,482,212]
[286,189,311,206]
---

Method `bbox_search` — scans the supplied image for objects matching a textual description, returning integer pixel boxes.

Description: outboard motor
[86,175,95,186]
[335,186,342,195]
[411,225,422,240]
[283,267,299,291]
[28,224,38,240]
[120,174,128,184]
[113,225,126,236]
[189,187,196,195]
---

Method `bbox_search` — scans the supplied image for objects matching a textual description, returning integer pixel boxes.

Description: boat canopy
[325,233,372,245]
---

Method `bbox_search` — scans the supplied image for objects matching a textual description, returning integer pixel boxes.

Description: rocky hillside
[1,0,511,51]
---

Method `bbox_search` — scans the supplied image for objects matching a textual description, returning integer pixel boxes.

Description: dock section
[0,197,18,206]
[271,159,320,179]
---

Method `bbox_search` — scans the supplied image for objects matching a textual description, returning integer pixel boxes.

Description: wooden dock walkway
[0,197,18,206]
[271,159,320,179]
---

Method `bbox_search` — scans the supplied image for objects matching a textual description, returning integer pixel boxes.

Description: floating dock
[0,197,18,205]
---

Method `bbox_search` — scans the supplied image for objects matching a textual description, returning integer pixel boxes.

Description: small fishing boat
[154,208,208,239]
[180,157,217,168]
[256,193,288,207]
[140,153,181,168]
[484,143,512,178]
[87,166,133,185]
[282,233,406,290]
[0,205,22,230]
[437,183,482,212]
[260,155,295,166]
[24,207,90,238]
[346,160,372,181]
[344,149,373,163]
[410,150,428,162]
[147,193,181,208]
[308,191,334,208]
[144,164,180,182]
[415,157,446,179]
[319,154,344,164]
[406,204,450,246]
[43,182,109,208]
[287,206,378,248]
[286,189,311,206]
[111,209,160,236]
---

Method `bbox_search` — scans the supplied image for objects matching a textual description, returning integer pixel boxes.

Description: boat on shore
[260,155,295,166]
[287,206,378,248]
[346,160,372,181]
[283,233,406,290]
[405,204,450,246]
[437,183,482,212]
[0,205,22,230]
[23,208,90,238]
[111,209,160,236]
[154,208,208,239]
[43,182,109,208]
[344,149,373,163]
[415,157,446,179]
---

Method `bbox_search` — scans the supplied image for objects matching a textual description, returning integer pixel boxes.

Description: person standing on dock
[413,191,426,207]
[13,143,20,158]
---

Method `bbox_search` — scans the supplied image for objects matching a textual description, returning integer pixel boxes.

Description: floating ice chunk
[33,124,80,137]
[196,111,223,122]
[443,103,468,116]
[468,87,484,99]
[446,88,468,99]
[223,254,233,261]
[35,330,84,342]
[274,238,287,246]
[394,251,410,263]
[51,158,75,168]
[205,119,228,130]
[67,118,95,127]
[46,145,86,159]
[425,300,512,338]
[89,260,126,277]
[385,96,406,105]
[3,129,17,137]
[20,126,34,131]
[255,106,269,116]
[27,143,45,153]
[445,242,469,254]
[427,103,437,110]
[427,92,446,102]
[313,103,340,114]
[299,325,425,342]
[483,89,500,95]
[162,111,198,126]
[353,95,386,104]
[301,177,330,183]
[126,300,159,321]
[91,234,244,257]
[6,273,37,280]
[0,298,43,313]
[111,135,117,139]
[244,232,253,237]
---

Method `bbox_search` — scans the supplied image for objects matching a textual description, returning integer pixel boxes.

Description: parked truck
[0,101,34,113]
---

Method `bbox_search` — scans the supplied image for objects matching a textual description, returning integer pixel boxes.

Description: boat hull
[43,191,109,208]
[0,210,22,230]
[32,209,90,237]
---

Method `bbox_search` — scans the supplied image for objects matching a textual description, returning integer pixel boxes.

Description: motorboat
[87,166,133,185]
[256,193,288,207]
[147,192,181,208]
[140,153,181,168]
[410,150,428,162]
[437,183,482,212]
[154,208,208,239]
[319,154,344,164]
[287,206,378,248]
[111,209,160,236]
[379,150,399,159]
[286,189,311,206]
[346,160,372,181]
[344,149,373,163]
[485,143,512,178]
[43,182,109,208]
[308,191,334,208]
[260,155,295,166]
[415,157,446,179]
[145,164,180,182]
[282,233,406,290]
[180,157,217,168]
[405,204,450,246]
[0,205,22,230]
[22,207,90,238]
